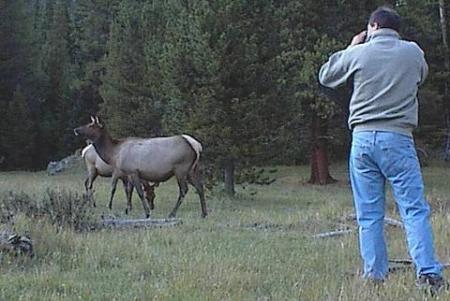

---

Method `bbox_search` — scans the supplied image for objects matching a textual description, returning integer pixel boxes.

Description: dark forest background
[1,0,449,189]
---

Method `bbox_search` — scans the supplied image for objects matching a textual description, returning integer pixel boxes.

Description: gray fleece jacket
[318,28,428,136]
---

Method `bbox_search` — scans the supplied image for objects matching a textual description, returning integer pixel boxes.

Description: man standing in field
[319,6,446,291]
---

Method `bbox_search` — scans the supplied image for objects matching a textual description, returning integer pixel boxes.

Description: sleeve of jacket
[410,41,428,86]
[318,49,354,89]
[419,53,428,86]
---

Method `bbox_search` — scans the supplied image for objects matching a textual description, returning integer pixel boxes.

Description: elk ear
[90,116,96,124]
[95,116,104,128]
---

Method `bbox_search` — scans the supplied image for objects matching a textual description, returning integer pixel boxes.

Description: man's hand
[350,31,367,46]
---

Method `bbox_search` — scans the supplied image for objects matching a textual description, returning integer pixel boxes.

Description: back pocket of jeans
[351,145,372,170]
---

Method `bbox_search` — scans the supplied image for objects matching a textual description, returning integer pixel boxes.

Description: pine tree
[38,0,74,162]
[71,0,120,127]
[276,0,388,184]
[100,1,162,138]
[0,0,44,169]
[161,0,296,194]
[2,86,36,169]
[0,0,447,174]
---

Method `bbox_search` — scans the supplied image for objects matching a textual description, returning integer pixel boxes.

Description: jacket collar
[367,28,400,42]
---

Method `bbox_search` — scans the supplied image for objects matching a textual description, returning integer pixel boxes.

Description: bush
[0,189,95,232]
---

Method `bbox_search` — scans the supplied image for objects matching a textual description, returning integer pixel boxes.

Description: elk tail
[181,134,203,172]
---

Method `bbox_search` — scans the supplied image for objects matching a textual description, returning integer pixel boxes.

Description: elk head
[74,116,105,142]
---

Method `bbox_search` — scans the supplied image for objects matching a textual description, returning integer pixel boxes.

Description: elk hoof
[145,213,150,219]
[168,212,176,218]
[201,213,208,218]
[124,208,129,215]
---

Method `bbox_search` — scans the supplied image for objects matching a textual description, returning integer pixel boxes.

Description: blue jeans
[349,131,442,280]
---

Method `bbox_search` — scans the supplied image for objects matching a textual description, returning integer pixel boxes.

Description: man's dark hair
[369,7,401,32]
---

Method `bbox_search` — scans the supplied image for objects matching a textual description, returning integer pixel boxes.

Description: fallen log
[384,217,404,228]
[312,229,354,239]
[389,259,450,268]
[389,259,414,264]
[100,217,181,229]
[345,213,403,228]
[314,213,404,239]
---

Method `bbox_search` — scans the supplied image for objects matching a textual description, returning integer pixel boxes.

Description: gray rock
[47,154,81,175]
[0,227,33,258]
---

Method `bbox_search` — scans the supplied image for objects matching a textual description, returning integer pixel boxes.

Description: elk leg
[130,174,150,218]
[142,182,155,210]
[108,174,119,210]
[188,170,207,218]
[122,177,133,214]
[84,177,89,193]
[168,178,188,218]
[85,172,98,207]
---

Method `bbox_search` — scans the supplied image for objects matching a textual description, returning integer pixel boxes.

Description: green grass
[0,162,450,300]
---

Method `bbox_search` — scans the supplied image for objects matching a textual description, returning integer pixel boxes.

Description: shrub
[0,189,95,232]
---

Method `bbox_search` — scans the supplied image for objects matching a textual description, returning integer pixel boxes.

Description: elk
[74,116,207,218]
[82,143,157,211]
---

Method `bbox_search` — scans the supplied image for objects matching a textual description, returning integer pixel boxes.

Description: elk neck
[92,131,118,165]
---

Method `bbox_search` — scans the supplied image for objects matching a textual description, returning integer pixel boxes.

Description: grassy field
[1,162,450,300]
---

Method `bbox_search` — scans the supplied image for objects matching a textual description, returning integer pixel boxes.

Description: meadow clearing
[0,162,450,301]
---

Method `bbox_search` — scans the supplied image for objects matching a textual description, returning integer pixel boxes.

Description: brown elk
[74,116,207,218]
[82,143,157,211]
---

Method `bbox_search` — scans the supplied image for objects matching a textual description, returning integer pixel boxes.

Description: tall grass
[0,162,449,300]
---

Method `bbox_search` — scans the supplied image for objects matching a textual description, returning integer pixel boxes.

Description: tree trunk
[224,157,236,195]
[439,0,450,160]
[309,114,336,185]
